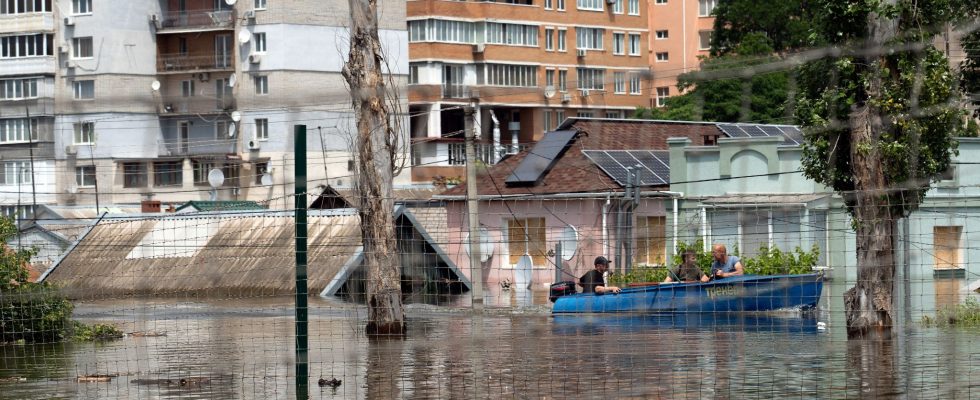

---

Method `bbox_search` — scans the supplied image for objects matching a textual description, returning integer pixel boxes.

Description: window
[214,120,227,139]
[408,19,477,44]
[0,0,53,14]
[555,110,565,126]
[192,161,214,186]
[557,29,567,51]
[75,165,96,187]
[557,0,565,10]
[576,28,604,50]
[544,0,552,8]
[221,164,240,187]
[656,30,669,40]
[543,110,552,132]
[178,37,188,55]
[0,118,38,143]
[655,0,666,3]
[613,72,625,94]
[507,218,547,266]
[628,0,639,15]
[656,52,669,62]
[606,110,624,119]
[254,76,268,94]
[656,87,669,107]
[0,161,31,185]
[254,0,266,9]
[699,30,712,50]
[485,23,538,46]
[255,118,268,140]
[154,161,182,187]
[545,28,554,51]
[122,162,147,188]
[612,33,625,55]
[629,34,641,55]
[73,80,94,100]
[255,162,269,184]
[72,37,92,58]
[612,0,622,14]
[181,80,194,97]
[545,69,555,88]
[485,64,538,87]
[699,0,716,16]
[0,34,54,58]
[558,70,567,91]
[408,63,419,84]
[72,0,91,14]
[629,72,641,94]
[73,121,94,144]
[576,68,604,90]
[934,226,963,270]
[0,78,39,100]
[577,111,594,118]
[576,0,602,11]
[253,32,266,53]
[637,216,666,265]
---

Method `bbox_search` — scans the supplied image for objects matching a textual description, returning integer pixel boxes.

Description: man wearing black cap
[579,256,621,294]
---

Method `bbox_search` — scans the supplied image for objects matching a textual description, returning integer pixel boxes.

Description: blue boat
[551,273,824,314]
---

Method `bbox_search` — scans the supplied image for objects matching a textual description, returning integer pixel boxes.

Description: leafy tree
[961,17,980,119]
[710,0,813,56]
[797,0,977,337]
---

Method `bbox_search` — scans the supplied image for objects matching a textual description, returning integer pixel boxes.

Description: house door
[178,121,190,155]
[215,35,232,68]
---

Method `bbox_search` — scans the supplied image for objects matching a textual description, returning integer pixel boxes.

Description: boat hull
[552,273,824,314]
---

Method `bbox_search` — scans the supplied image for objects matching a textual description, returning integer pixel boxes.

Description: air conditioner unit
[64,16,75,26]
[63,60,77,69]
[65,145,77,155]
[561,93,572,102]
[149,14,161,28]
[577,49,587,58]
[163,103,174,113]
[606,0,616,4]
[472,43,485,53]
[244,10,256,19]
[58,44,69,53]
[197,72,210,81]
[579,88,590,97]
[247,139,260,150]
[248,54,262,64]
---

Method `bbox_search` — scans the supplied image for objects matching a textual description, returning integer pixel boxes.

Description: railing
[158,53,233,72]
[158,138,236,157]
[159,10,234,30]
[160,97,235,115]
[417,140,528,166]
[442,84,469,99]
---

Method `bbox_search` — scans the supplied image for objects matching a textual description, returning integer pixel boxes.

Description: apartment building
[1,0,408,214]
[407,0,650,182]
[647,0,715,107]
[0,0,58,220]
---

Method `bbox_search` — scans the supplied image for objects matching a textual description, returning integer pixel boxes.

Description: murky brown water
[3,280,980,399]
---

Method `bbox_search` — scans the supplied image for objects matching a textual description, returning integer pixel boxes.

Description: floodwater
[2,279,980,399]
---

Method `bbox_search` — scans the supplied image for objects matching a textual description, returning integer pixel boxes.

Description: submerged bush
[71,322,124,342]
[922,297,980,327]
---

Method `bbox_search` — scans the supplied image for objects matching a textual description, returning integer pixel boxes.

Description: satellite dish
[464,227,494,262]
[560,225,578,261]
[227,122,236,138]
[260,173,273,186]
[514,255,533,289]
[151,80,161,91]
[238,30,251,44]
[230,111,241,122]
[207,168,225,188]
[544,85,556,99]
[228,73,237,87]
[224,0,237,4]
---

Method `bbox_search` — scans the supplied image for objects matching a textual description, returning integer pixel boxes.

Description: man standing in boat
[664,250,710,283]
[579,256,621,294]
[710,244,744,279]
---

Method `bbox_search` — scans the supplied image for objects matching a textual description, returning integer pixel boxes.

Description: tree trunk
[342,0,405,336]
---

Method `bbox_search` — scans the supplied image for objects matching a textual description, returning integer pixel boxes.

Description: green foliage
[607,266,669,286]
[742,244,821,275]
[710,0,813,56]
[0,217,76,344]
[71,322,124,342]
[922,297,980,327]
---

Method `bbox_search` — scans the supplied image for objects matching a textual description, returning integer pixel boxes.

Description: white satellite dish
[238,30,251,44]
[260,173,273,186]
[464,227,494,263]
[230,110,242,122]
[560,225,578,261]
[514,254,533,289]
[227,122,236,138]
[544,85,556,99]
[227,73,237,88]
[150,80,161,91]
[224,0,237,4]
[207,168,225,188]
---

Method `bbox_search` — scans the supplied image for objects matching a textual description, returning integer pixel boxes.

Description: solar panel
[758,125,784,138]
[584,150,671,187]
[506,130,577,186]
[717,124,749,138]
[780,126,804,146]
[743,125,771,137]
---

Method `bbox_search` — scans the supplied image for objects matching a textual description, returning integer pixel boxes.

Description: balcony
[442,83,470,99]
[158,53,233,73]
[156,10,234,32]
[158,138,236,157]
[159,97,235,115]
[0,13,55,35]
[0,56,56,76]
[412,139,526,167]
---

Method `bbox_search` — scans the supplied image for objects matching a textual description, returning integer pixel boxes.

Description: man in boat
[710,244,744,279]
[579,256,621,294]
[664,249,710,283]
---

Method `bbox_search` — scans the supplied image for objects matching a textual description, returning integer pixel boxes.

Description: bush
[607,266,670,286]
[71,322,124,341]
[922,297,980,327]
[742,244,821,275]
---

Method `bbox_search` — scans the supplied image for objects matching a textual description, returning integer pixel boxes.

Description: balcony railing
[158,10,234,31]
[413,140,527,167]
[158,138,236,157]
[158,53,233,72]
[442,84,470,99]
[159,97,235,115]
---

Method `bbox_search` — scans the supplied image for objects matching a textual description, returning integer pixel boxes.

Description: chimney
[141,200,161,213]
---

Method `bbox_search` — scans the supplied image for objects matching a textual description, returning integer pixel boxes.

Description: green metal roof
[175,201,265,212]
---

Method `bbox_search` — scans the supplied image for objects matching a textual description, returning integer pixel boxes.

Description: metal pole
[25,107,36,220]
[555,241,563,283]
[465,105,484,308]
[293,125,309,399]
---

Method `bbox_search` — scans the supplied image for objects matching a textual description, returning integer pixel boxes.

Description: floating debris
[78,374,117,383]
[318,377,342,388]
[0,376,27,384]
[131,377,211,387]
[127,331,168,337]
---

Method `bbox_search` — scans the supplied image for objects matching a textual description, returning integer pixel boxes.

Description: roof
[439,119,722,198]
[175,200,265,212]
[700,193,830,206]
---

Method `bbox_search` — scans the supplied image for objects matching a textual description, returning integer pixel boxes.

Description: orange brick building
[647,0,715,107]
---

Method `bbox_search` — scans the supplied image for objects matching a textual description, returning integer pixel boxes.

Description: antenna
[465,227,494,263]
[560,225,578,261]
[224,0,237,5]
[238,30,251,44]
[260,173,273,186]
[207,168,225,201]
[151,80,161,91]
[228,122,237,138]
[228,73,237,87]
[544,85,556,99]
[230,110,242,122]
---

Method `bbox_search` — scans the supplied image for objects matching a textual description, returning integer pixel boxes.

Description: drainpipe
[652,191,684,254]
[602,195,611,257]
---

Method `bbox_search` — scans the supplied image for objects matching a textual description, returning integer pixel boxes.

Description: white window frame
[181,80,195,97]
[544,0,552,9]
[656,87,670,107]
[1,161,32,186]
[656,30,669,40]
[699,30,712,50]
[557,29,567,52]
[629,33,641,56]
[71,37,93,59]
[254,0,267,10]
[556,110,565,126]
[254,75,268,95]
[0,78,39,100]
[72,0,91,15]
[546,68,555,88]
[485,64,538,87]
[575,27,604,50]
[73,80,94,100]
[253,32,267,53]
[0,0,52,14]
[576,67,605,90]
[656,52,669,62]
[576,0,601,11]
[655,0,667,4]
[613,72,625,94]
[73,121,95,144]
[543,110,553,132]
[612,0,623,14]
[699,0,717,17]
[255,118,269,140]
[545,28,554,51]
[1,34,54,59]
[76,165,96,187]
[558,69,567,91]
[629,72,641,95]
[0,118,38,143]
[557,0,565,10]
[628,0,639,15]
[613,33,625,55]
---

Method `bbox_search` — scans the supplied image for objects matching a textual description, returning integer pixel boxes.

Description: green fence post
[294,125,309,399]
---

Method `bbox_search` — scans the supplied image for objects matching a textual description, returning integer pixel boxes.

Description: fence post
[294,125,309,399]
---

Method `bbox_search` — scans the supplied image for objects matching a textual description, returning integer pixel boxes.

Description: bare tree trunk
[342,0,405,336]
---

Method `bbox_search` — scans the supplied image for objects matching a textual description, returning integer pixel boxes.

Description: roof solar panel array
[583,150,671,187]
[716,123,805,146]
[505,130,577,186]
